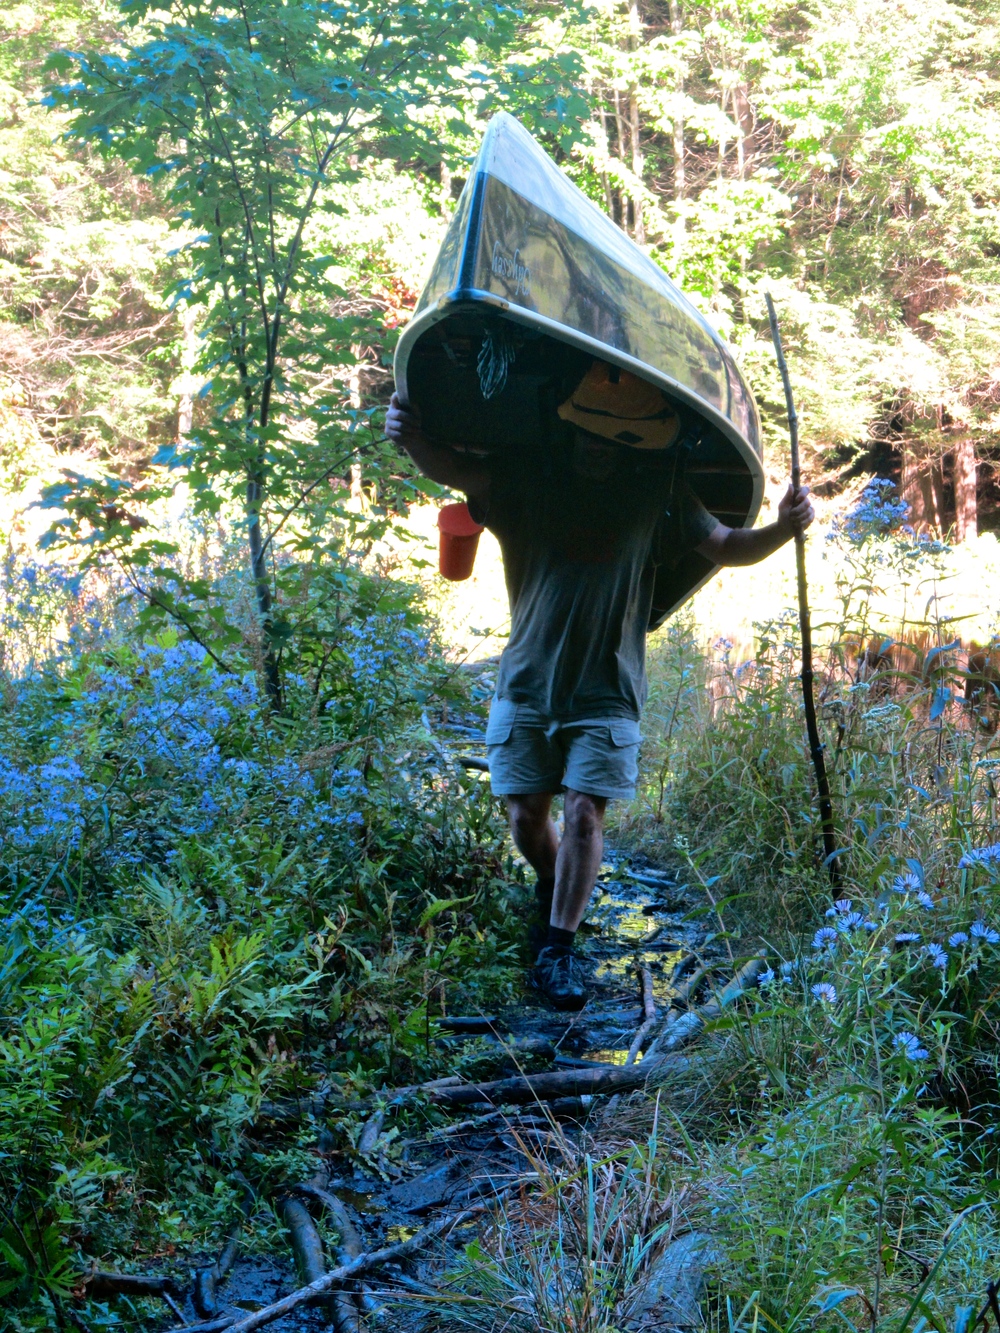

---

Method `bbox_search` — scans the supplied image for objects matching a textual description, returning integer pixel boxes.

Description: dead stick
[357,1108,385,1157]
[765,292,841,885]
[625,967,657,1065]
[225,1205,486,1332]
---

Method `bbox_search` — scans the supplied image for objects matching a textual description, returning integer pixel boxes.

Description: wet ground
[162,849,718,1331]
[504,849,709,1065]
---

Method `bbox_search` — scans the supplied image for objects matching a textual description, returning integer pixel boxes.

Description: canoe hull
[394,113,765,629]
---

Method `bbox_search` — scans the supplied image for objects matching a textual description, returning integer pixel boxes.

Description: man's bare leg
[506,791,558,883]
[506,788,606,1009]
[551,789,607,931]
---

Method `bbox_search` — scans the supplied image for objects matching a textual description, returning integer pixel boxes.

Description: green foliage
[0,547,523,1319]
[39,0,587,698]
[603,500,1000,1333]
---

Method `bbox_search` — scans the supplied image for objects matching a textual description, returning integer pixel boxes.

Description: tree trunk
[177,305,197,440]
[439,159,452,215]
[628,3,645,244]
[629,91,644,242]
[349,362,364,508]
[613,88,629,230]
[246,474,283,709]
[953,433,978,542]
[669,0,685,202]
[598,99,615,217]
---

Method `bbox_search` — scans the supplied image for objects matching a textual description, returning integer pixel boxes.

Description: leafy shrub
[0,543,520,1317]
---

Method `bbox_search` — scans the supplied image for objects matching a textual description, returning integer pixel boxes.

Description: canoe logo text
[491,241,531,297]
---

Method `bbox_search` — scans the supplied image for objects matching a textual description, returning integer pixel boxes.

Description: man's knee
[506,792,553,840]
[563,789,607,838]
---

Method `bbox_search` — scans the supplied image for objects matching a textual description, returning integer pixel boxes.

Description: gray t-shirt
[473,440,718,721]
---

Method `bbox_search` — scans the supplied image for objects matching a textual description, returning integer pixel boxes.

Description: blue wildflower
[971,920,1000,944]
[811,983,837,1004]
[893,1031,928,1060]
[924,943,947,970]
[893,872,921,894]
[959,844,1000,869]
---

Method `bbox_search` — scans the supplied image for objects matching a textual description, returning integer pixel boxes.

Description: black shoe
[532,947,589,1011]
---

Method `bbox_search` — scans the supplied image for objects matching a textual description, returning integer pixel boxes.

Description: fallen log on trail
[167,1317,238,1333]
[83,1270,183,1298]
[438,1015,501,1034]
[456,755,489,771]
[427,1063,665,1107]
[643,955,765,1061]
[626,966,657,1065]
[224,1204,487,1332]
[357,1108,385,1157]
[193,1227,241,1318]
[430,956,766,1107]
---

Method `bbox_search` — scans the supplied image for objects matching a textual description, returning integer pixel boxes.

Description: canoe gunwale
[395,291,765,529]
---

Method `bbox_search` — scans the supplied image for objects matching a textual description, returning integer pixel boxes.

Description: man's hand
[384,392,490,502]
[697,480,817,567]
[386,393,425,452]
[777,482,815,538]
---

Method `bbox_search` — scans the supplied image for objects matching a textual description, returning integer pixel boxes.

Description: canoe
[393,112,764,629]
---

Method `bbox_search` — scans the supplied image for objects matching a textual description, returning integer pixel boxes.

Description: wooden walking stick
[765,293,841,885]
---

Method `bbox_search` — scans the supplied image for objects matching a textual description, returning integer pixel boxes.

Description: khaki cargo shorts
[485,698,641,800]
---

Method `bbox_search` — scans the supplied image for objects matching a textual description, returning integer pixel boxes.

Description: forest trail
[157,851,723,1331]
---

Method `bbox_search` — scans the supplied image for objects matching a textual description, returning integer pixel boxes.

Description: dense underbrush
[601,494,1000,1333]
[6,487,1000,1333]
[0,546,521,1323]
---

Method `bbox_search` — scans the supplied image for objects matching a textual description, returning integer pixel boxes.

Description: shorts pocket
[485,698,519,746]
[609,719,642,747]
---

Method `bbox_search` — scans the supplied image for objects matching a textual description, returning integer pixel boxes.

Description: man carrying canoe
[387,360,814,1010]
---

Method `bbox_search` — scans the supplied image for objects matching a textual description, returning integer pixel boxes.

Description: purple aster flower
[916,892,935,910]
[893,1031,928,1060]
[959,844,1000,869]
[971,920,1000,944]
[893,872,922,894]
[836,911,865,931]
[813,927,838,950]
[811,983,837,1003]
[924,943,947,970]
[949,932,969,947]
[895,932,921,944]
[758,967,776,987]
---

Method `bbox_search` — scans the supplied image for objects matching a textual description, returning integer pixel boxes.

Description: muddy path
[159,851,722,1332]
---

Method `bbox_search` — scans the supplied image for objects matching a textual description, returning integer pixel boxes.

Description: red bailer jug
[438,502,484,581]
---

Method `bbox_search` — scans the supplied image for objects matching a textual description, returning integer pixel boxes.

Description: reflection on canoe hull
[394,113,764,629]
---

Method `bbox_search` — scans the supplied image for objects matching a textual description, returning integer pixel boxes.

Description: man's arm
[696,482,815,567]
[385,394,490,504]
